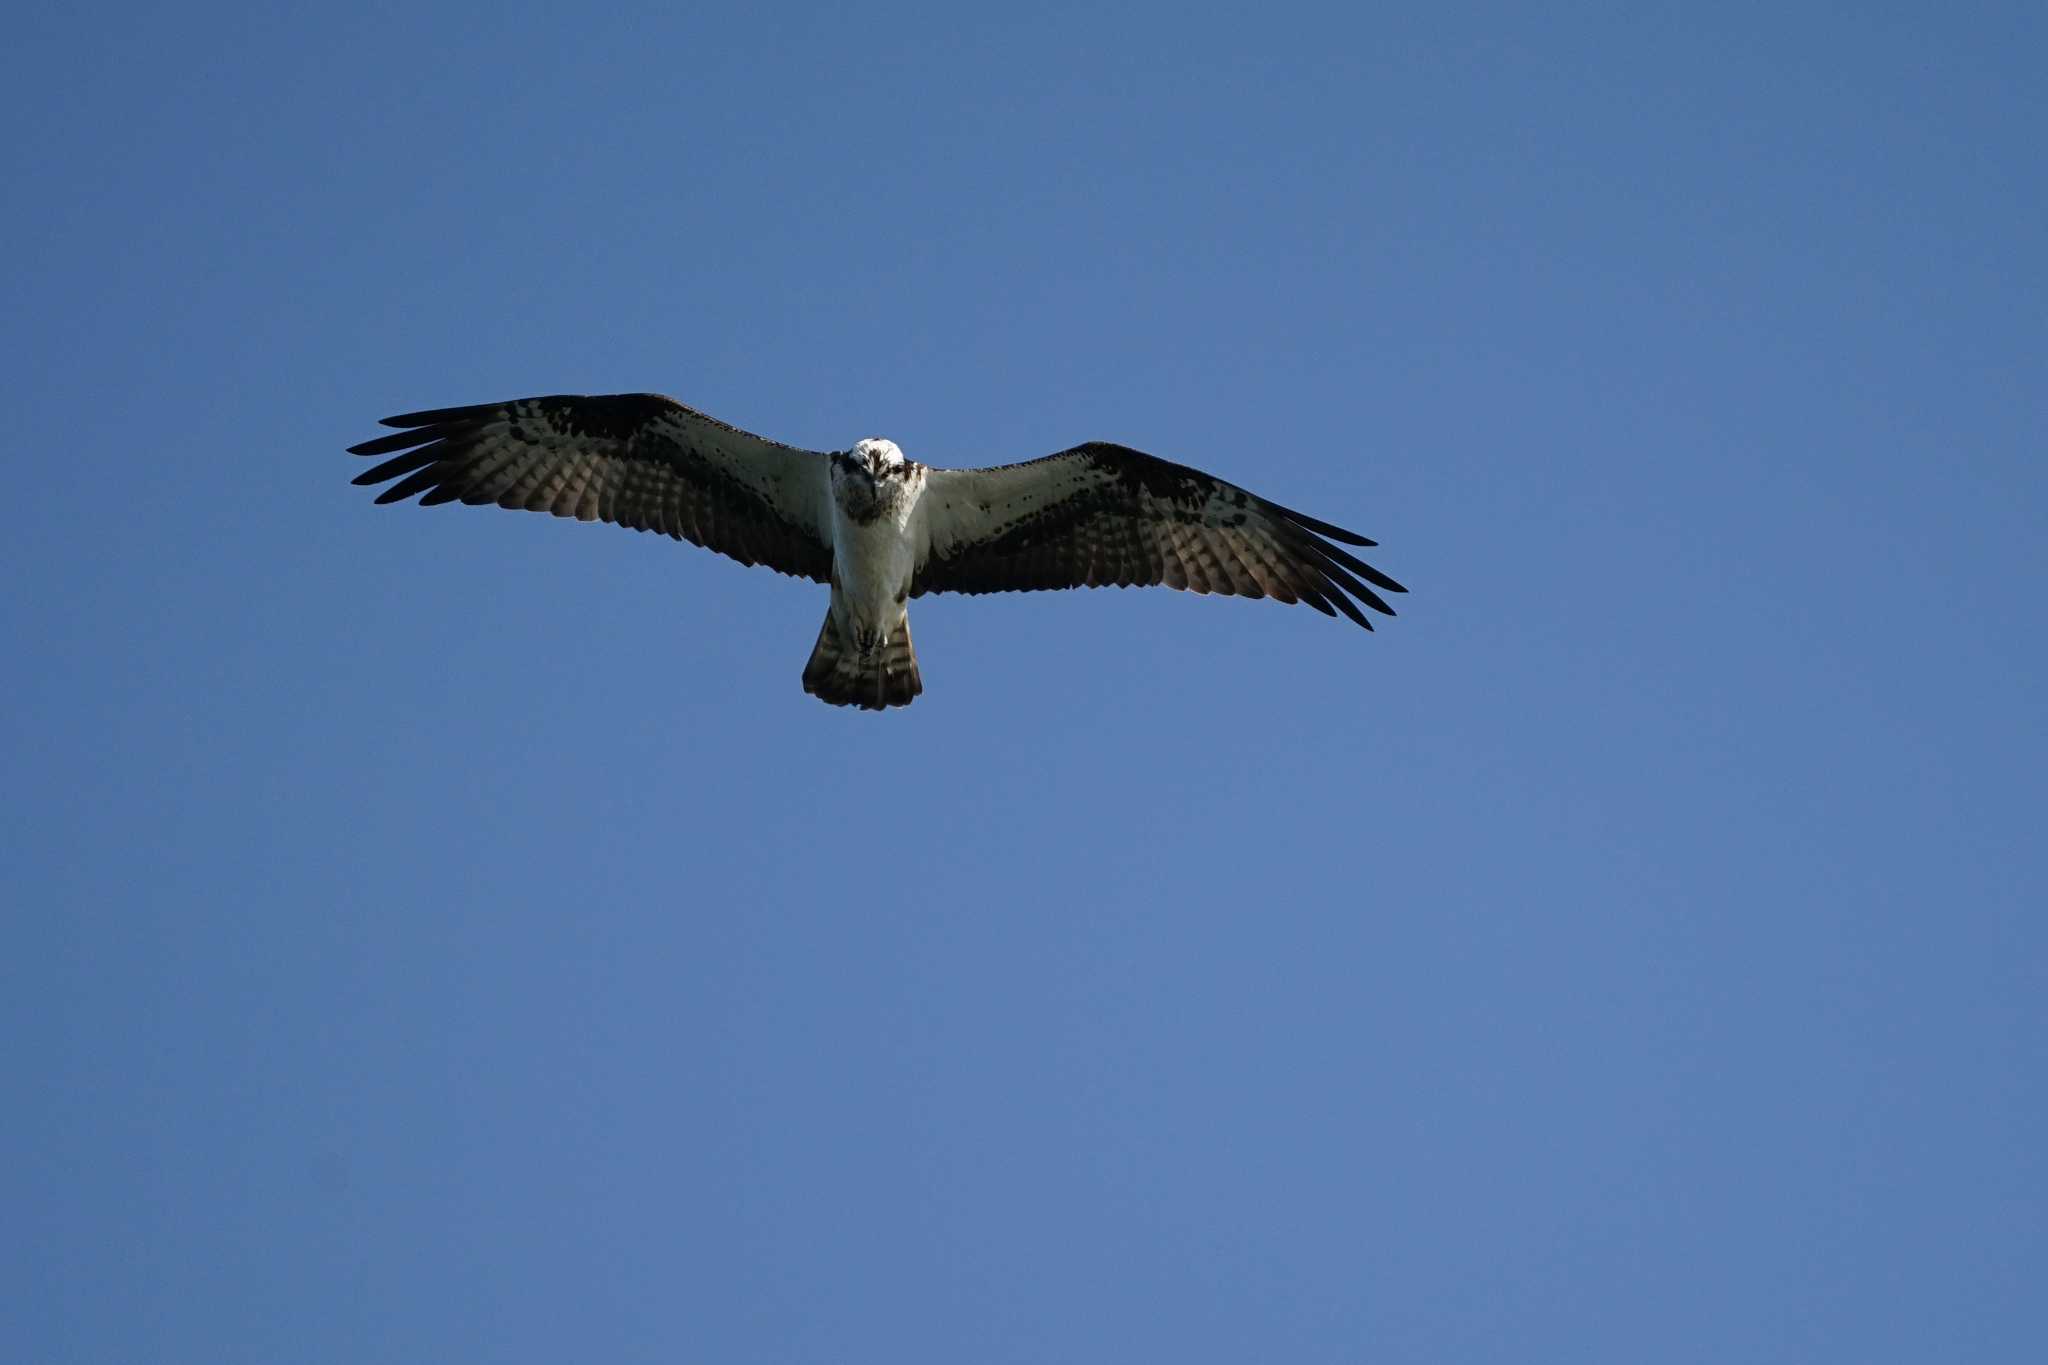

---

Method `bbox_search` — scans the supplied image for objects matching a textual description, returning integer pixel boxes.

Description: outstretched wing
[349,393,835,583]
[915,442,1405,628]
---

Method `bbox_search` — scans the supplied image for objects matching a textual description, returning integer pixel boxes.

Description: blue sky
[5,3,2042,1361]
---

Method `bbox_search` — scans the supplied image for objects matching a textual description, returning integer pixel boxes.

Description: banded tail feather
[802,610,923,711]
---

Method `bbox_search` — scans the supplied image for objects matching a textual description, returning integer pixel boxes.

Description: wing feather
[348,393,834,583]
[914,442,1404,628]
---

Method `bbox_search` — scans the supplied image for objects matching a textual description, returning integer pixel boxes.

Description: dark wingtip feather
[372,467,447,504]
[1306,550,1395,621]
[1292,582,1341,618]
[380,402,500,428]
[348,427,444,457]
[1304,534,1407,596]
[352,448,444,486]
[1320,578,1374,629]
[1269,500,1375,547]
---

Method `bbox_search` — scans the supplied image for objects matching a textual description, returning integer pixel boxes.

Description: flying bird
[349,393,1405,710]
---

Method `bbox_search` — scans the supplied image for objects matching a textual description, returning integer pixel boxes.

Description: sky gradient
[5,4,2043,1362]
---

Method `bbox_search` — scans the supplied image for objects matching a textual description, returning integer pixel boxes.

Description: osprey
[349,393,1405,710]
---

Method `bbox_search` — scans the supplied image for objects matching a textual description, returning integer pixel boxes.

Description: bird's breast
[829,464,926,628]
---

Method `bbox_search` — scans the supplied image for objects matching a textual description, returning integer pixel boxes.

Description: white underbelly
[832,513,918,633]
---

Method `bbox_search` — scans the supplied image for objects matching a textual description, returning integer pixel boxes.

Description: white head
[851,437,905,471]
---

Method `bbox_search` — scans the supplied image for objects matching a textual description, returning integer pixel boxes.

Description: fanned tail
[802,609,922,710]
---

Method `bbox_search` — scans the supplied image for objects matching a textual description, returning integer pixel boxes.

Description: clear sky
[5,3,2043,1362]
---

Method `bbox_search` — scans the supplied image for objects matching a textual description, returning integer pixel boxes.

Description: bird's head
[851,437,905,475]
